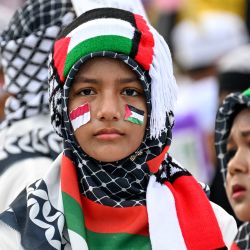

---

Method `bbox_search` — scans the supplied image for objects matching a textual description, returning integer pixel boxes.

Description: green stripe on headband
[243,88,250,97]
[64,35,132,77]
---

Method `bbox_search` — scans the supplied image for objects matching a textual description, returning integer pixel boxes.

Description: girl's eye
[122,88,141,96]
[78,88,96,96]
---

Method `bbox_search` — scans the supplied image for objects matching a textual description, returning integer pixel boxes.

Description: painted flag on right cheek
[124,104,144,125]
[69,103,90,131]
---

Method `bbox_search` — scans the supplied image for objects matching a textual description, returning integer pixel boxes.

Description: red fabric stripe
[81,195,149,236]
[53,37,71,82]
[147,146,169,173]
[61,154,82,206]
[165,176,226,249]
[231,242,240,250]
[133,14,154,70]
[69,103,90,121]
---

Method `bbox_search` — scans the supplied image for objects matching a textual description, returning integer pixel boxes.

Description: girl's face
[68,57,147,162]
[225,108,250,221]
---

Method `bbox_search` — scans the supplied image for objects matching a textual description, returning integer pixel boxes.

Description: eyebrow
[241,130,250,137]
[118,76,139,83]
[73,76,98,84]
[227,130,250,143]
[73,76,139,84]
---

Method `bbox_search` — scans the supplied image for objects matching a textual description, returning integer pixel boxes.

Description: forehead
[230,108,250,136]
[75,57,137,77]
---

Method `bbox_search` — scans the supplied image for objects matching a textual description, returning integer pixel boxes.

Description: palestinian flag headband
[49,7,177,139]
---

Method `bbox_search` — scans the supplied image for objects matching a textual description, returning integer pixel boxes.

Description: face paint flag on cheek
[124,104,145,125]
[69,103,90,131]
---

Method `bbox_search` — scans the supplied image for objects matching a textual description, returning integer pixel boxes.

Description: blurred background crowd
[0,0,249,226]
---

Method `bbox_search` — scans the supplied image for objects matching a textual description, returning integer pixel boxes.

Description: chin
[95,156,124,162]
[92,152,128,163]
[234,207,250,222]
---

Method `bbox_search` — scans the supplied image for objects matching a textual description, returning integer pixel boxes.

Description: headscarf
[49,7,178,207]
[215,88,250,183]
[0,0,75,128]
[231,222,250,249]
[215,89,250,250]
[0,0,74,170]
[0,8,227,250]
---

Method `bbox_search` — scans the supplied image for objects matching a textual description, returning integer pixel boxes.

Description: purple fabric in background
[170,113,213,184]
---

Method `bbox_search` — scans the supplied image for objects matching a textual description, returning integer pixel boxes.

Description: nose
[96,92,122,121]
[227,148,249,176]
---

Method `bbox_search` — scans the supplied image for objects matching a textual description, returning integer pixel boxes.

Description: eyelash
[121,88,142,97]
[76,88,142,97]
[77,88,96,96]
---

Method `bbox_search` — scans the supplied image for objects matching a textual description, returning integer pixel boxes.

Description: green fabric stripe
[86,230,151,250]
[62,192,87,239]
[127,117,144,125]
[243,88,250,97]
[64,35,132,77]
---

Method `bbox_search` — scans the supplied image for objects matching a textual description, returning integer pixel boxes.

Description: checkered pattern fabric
[0,0,75,128]
[234,222,250,249]
[215,91,250,182]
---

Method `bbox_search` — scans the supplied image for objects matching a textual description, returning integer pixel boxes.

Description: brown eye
[78,88,96,96]
[122,88,140,97]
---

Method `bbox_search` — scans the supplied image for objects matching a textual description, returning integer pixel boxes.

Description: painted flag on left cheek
[69,103,90,131]
[124,104,144,125]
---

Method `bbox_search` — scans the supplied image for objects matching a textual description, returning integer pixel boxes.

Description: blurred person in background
[210,44,250,227]
[215,89,250,249]
[169,10,249,184]
[0,0,75,212]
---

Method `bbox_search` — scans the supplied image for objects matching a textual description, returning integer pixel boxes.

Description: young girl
[0,7,237,249]
[215,89,250,249]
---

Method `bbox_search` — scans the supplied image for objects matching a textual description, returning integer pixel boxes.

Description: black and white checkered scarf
[234,222,250,249]
[0,0,75,171]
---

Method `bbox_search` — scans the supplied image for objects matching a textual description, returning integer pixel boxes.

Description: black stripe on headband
[58,7,137,39]
[130,30,141,59]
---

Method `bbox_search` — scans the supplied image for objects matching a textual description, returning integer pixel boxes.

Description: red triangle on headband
[53,37,71,83]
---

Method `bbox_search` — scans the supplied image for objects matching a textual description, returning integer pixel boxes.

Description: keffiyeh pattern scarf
[0,0,75,128]
[0,8,227,250]
[0,0,75,170]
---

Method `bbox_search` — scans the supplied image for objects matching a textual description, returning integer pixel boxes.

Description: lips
[232,184,246,193]
[231,184,246,200]
[94,128,124,139]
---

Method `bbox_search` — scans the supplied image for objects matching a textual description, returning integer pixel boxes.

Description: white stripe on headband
[66,18,135,52]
